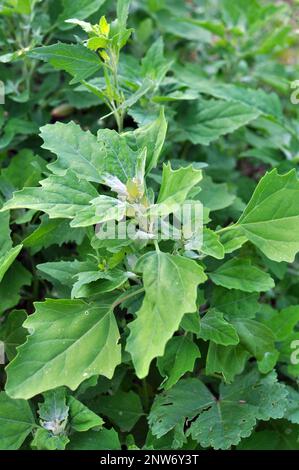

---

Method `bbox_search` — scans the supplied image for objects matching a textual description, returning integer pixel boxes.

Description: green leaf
[126,251,207,378]
[0,310,27,360]
[148,378,214,439]
[201,228,224,259]
[149,368,287,450]
[206,343,249,383]
[68,396,104,432]
[40,121,103,183]
[211,288,260,320]
[124,108,167,173]
[188,369,287,449]
[38,388,68,435]
[141,38,172,85]
[0,262,32,313]
[196,176,235,212]
[237,422,299,450]
[1,170,98,222]
[58,0,106,28]
[29,44,101,83]
[176,100,260,145]
[5,297,121,399]
[92,390,143,431]
[236,169,299,262]
[175,64,282,119]
[199,309,239,346]
[156,162,202,213]
[157,336,201,389]
[0,211,22,283]
[258,305,299,341]
[23,215,85,254]
[0,392,36,450]
[209,258,274,292]
[232,319,276,366]
[31,428,69,450]
[67,428,121,450]
[96,129,138,183]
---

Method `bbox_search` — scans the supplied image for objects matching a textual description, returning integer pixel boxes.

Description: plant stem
[112,287,145,310]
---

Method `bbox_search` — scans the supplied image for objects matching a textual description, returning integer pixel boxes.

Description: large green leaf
[40,121,103,183]
[0,392,36,450]
[29,44,101,83]
[149,368,287,450]
[175,64,282,119]
[1,170,98,222]
[67,428,121,450]
[236,169,299,262]
[206,343,249,383]
[0,211,22,283]
[157,336,201,389]
[58,0,106,27]
[5,297,121,399]
[209,258,274,292]
[176,99,260,145]
[199,309,239,346]
[92,390,143,432]
[126,251,207,378]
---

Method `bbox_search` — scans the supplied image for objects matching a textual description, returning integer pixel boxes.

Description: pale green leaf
[126,251,207,378]
[6,297,121,399]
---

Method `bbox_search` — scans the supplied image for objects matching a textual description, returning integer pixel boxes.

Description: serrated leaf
[67,428,121,450]
[126,251,207,378]
[40,121,103,183]
[68,396,104,432]
[236,169,299,262]
[124,108,167,173]
[157,336,201,389]
[0,309,27,360]
[157,162,202,210]
[92,390,143,432]
[0,392,36,450]
[149,368,287,450]
[199,308,239,346]
[1,170,98,222]
[209,258,274,292]
[29,43,101,83]
[176,99,260,145]
[206,343,249,382]
[5,297,121,399]
[58,0,106,28]
[201,228,224,259]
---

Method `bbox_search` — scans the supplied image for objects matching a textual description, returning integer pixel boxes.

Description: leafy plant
[1,0,299,452]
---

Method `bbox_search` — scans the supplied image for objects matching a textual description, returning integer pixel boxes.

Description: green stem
[215,223,238,235]
[112,287,145,310]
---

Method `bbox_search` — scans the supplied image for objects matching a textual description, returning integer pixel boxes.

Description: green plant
[1,0,299,452]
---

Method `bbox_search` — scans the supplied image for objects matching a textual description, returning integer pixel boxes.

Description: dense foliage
[1,0,299,451]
